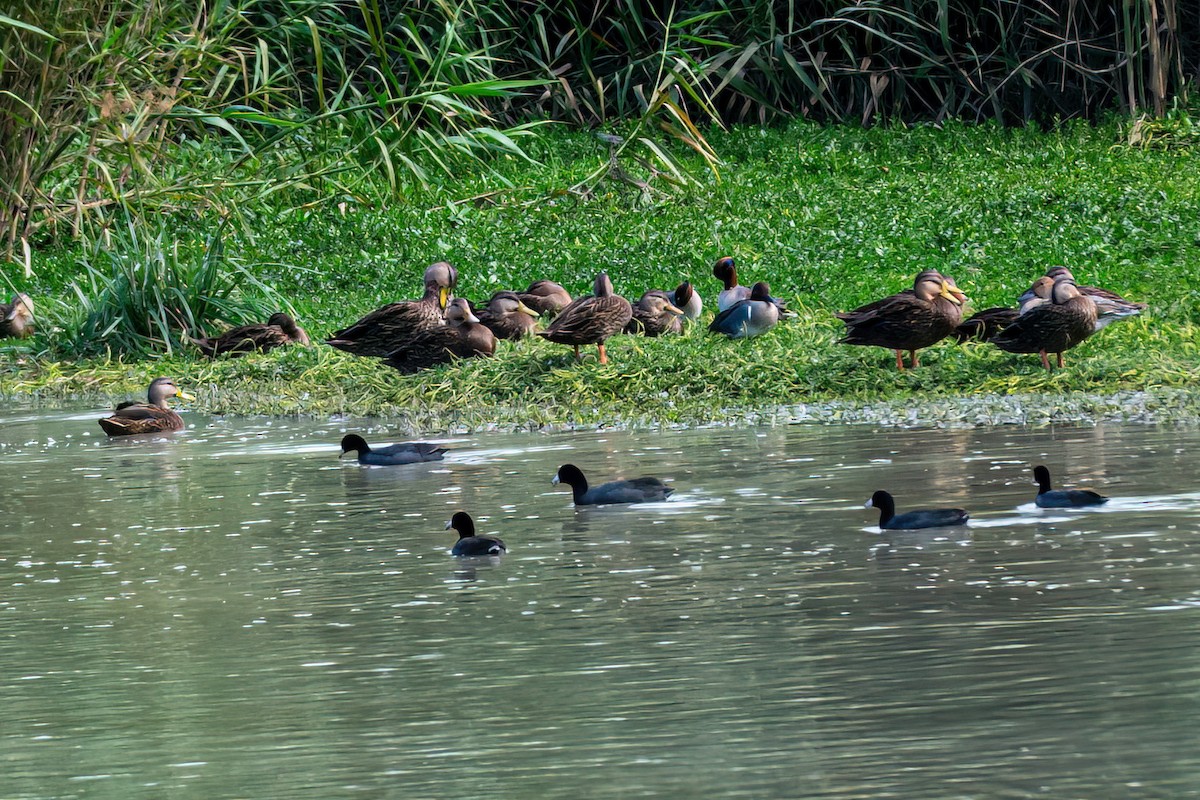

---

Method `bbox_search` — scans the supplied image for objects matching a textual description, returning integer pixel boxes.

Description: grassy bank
[3,122,1199,429]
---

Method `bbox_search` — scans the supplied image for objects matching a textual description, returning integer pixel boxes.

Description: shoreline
[2,363,1196,431]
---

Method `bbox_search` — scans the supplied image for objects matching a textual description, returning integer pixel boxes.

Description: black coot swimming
[446,512,506,556]
[1032,465,1108,508]
[552,463,673,506]
[339,434,446,465]
[866,490,969,530]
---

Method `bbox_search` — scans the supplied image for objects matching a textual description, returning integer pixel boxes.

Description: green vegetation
[3,122,1198,429]
[3,1,1196,264]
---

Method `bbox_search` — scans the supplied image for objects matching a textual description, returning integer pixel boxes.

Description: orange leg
[573,345,581,361]
[597,342,608,365]
[1039,350,1052,371]
[910,349,920,368]
[894,349,906,371]
[1056,352,1065,368]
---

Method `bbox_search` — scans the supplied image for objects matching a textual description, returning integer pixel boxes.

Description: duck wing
[839,294,956,350]
[538,295,632,345]
[328,298,443,357]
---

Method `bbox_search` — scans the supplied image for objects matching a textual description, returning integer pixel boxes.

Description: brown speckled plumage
[537,273,632,364]
[990,279,1097,370]
[0,293,34,339]
[327,262,457,357]
[383,299,496,373]
[838,271,964,369]
[193,313,310,357]
[98,377,193,436]
[625,291,684,337]
[476,291,540,340]
[517,280,572,317]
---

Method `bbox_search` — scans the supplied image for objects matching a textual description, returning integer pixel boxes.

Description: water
[3,409,1200,798]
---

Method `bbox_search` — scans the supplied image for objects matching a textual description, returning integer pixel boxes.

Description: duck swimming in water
[98,377,195,436]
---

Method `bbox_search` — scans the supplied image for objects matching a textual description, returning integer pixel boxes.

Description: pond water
[2,408,1200,799]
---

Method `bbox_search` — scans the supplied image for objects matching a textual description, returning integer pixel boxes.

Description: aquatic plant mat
[3,123,1198,430]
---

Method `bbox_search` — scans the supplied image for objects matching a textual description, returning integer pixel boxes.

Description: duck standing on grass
[445,512,507,556]
[837,270,964,370]
[191,312,310,357]
[383,298,496,373]
[955,276,1054,343]
[339,434,446,465]
[327,261,458,357]
[98,377,195,436]
[989,278,1097,370]
[537,272,632,365]
[0,293,34,339]
[709,281,779,339]
[1022,266,1145,330]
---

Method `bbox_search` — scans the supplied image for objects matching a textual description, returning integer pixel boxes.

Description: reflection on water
[3,409,1200,798]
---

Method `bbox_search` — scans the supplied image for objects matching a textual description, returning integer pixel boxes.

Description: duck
[552,463,673,505]
[837,271,964,370]
[445,512,507,556]
[708,281,780,338]
[191,312,310,357]
[666,281,702,321]
[1032,465,1108,508]
[625,291,685,336]
[989,278,1097,370]
[327,261,458,357]
[339,434,446,465]
[517,280,573,317]
[0,293,34,338]
[1021,266,1145,330]
[956,277,1056,342]
[475,291,540,340]
[383,298,496,373]
[865,490,969,530]
[537,272,632,364]
[98,377,194,436]
[712,257,789,314]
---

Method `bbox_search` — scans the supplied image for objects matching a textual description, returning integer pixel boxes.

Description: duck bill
[444,519,454,530]
[517,301,539,317]
[551,475,560,485]
[464,310,482,324]
[664,302,685,317]
[438,286,451,309]
[176,390,197,401]
[939,283,963,305]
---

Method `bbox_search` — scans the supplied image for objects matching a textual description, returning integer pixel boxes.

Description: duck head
[5,293,33,322]
[712,257,738,289]
[445,298,481,326]
[147,377,195,407]
[593,272,616,298]
[489,291,539,317]
[424,261,458,309]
